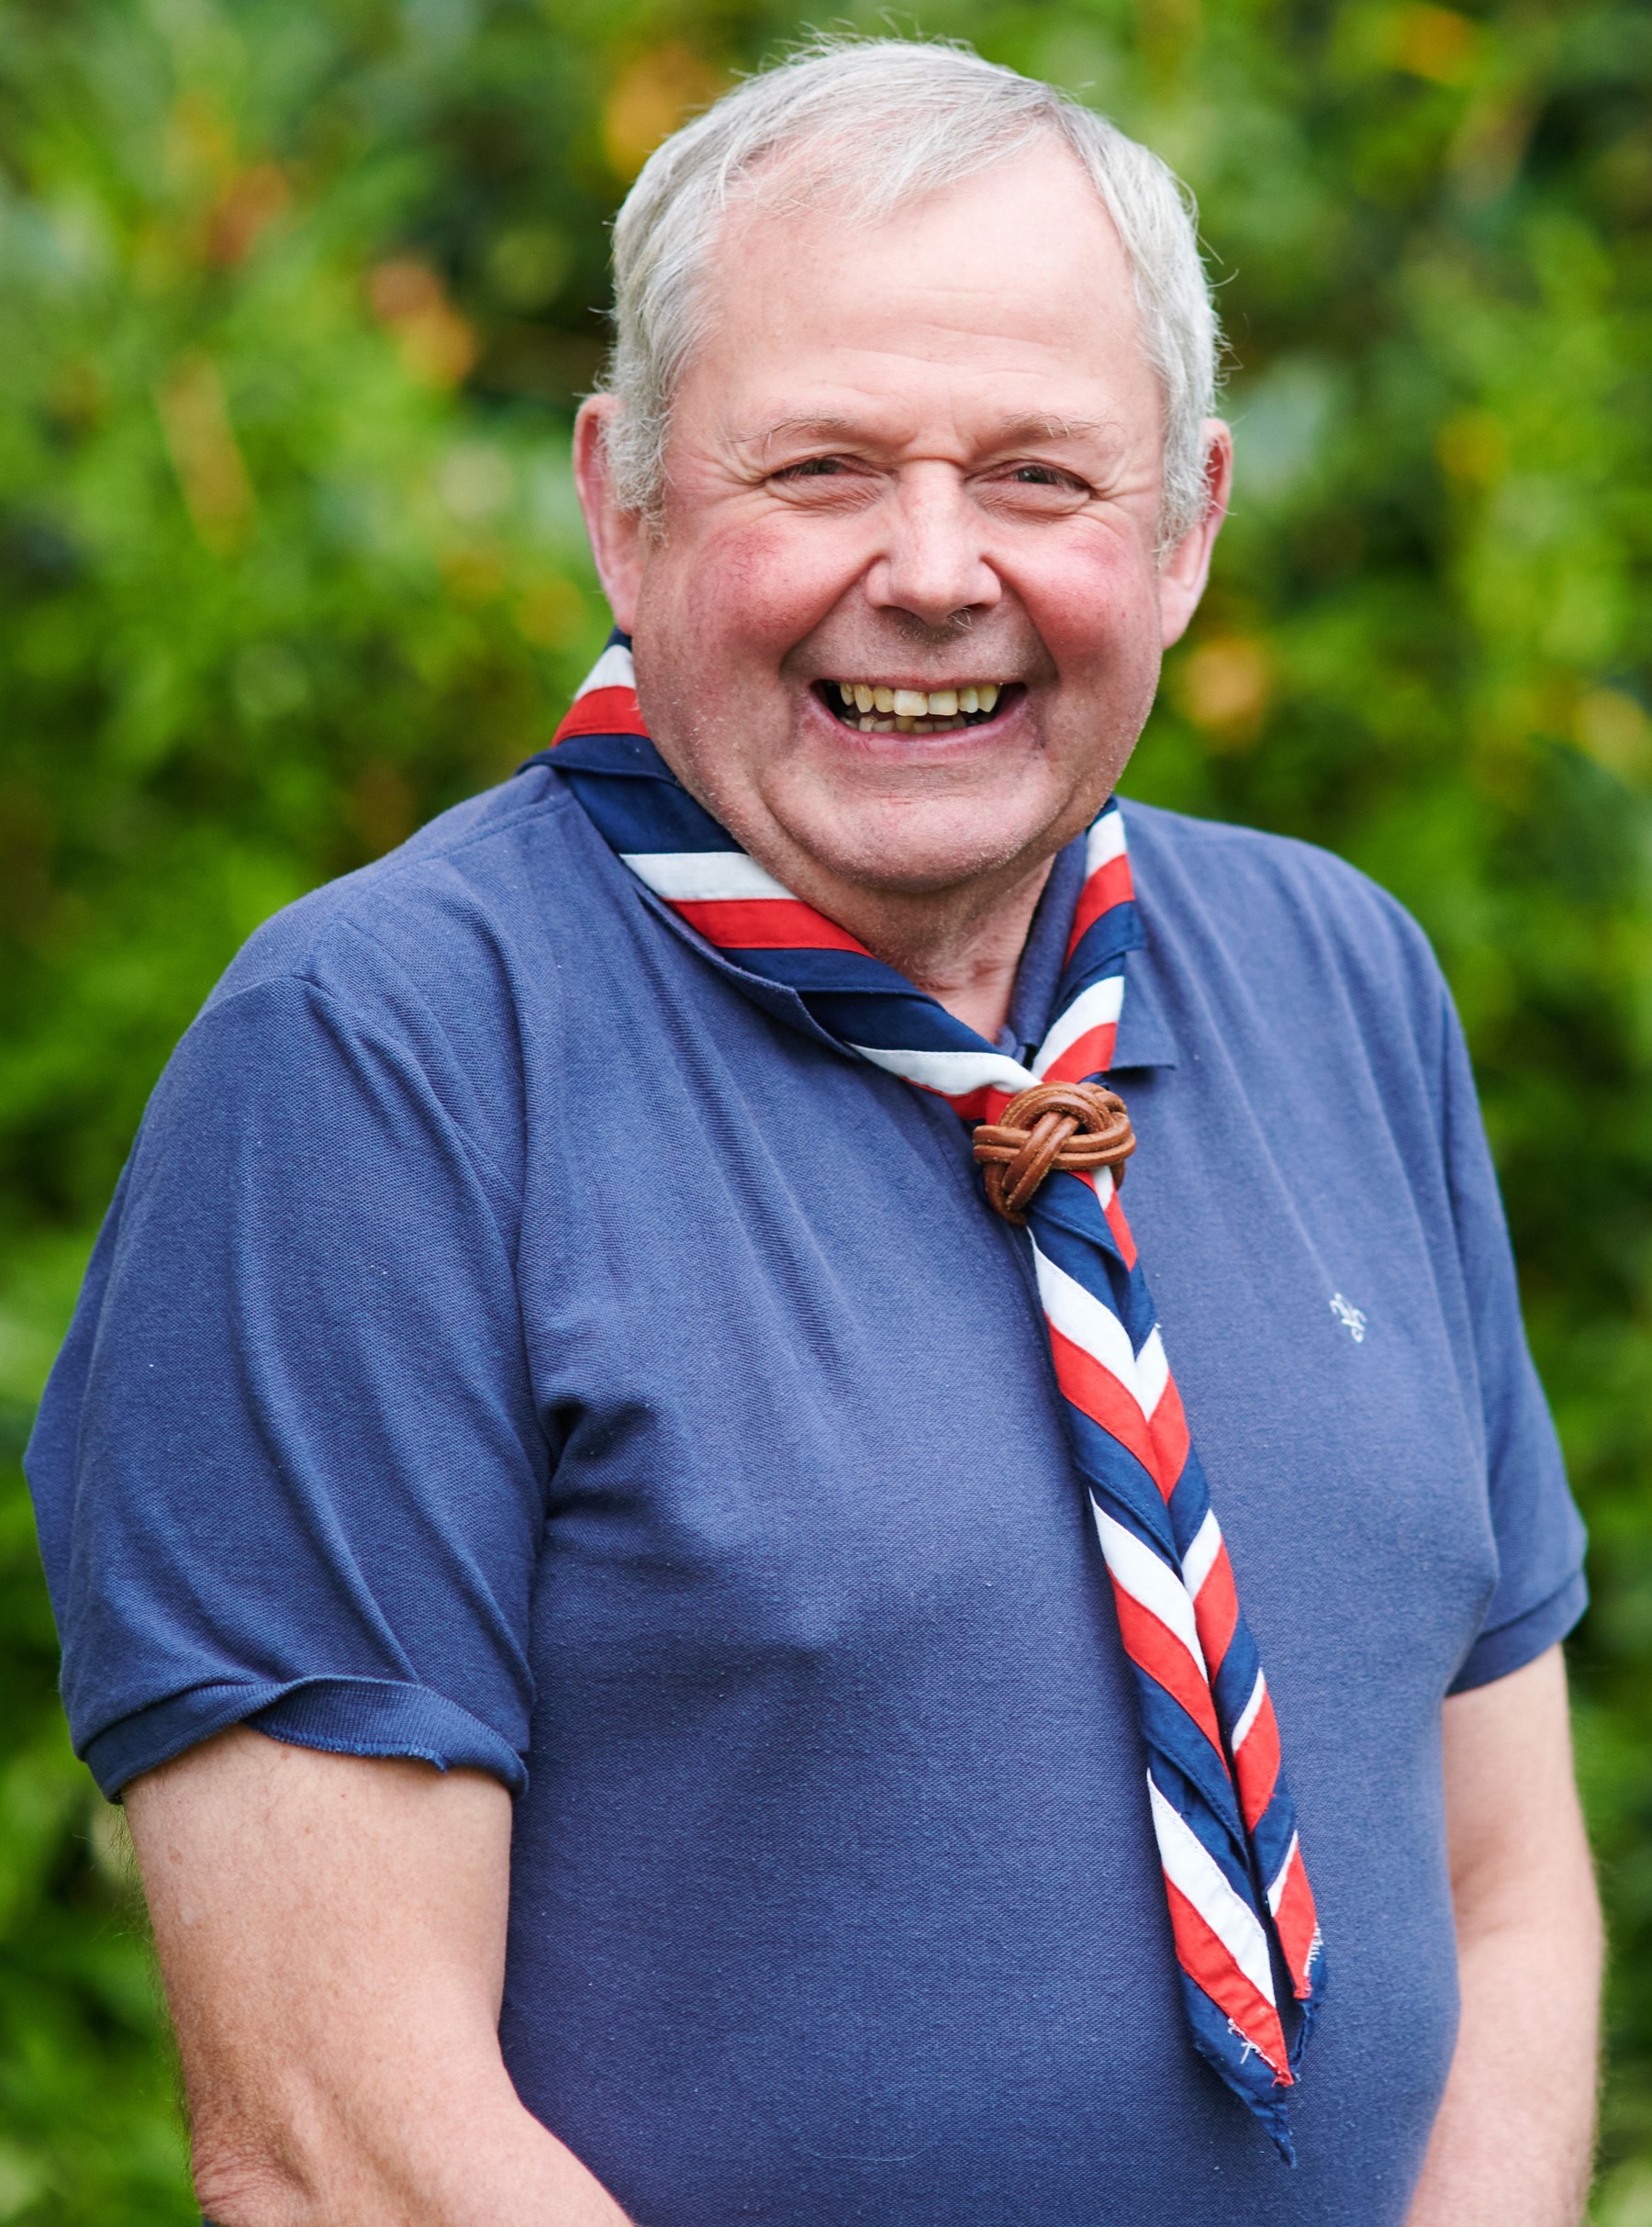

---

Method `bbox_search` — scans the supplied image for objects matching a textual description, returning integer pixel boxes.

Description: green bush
[1,1,1646,2216]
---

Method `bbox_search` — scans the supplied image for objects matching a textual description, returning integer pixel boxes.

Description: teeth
[861,711,968,734]
[834,682,1007,719]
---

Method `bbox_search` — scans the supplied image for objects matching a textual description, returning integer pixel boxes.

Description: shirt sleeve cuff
[1447,1569,1589,1694]
[83,1674,528,1799]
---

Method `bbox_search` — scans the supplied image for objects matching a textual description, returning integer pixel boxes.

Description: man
[27,37,1599,2227]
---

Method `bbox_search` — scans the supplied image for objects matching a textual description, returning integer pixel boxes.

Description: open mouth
[815,680,1020,734]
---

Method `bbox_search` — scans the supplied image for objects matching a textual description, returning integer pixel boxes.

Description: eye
[1010,463,1084,490]
[776,456,848,479]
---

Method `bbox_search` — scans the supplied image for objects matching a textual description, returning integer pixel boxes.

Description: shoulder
[137,768,608,1200]
[1119,797,1447,1031]
[177,765,639,1122]
[209,766,592,1028]
[1120,797,1425,940]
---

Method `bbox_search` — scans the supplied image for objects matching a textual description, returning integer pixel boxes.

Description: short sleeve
[26,972,546,1797]
[1436,993,1588,1692]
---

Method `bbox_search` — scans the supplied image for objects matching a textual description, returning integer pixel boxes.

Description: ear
[1157,421,1233,650]
[573,395,647,634]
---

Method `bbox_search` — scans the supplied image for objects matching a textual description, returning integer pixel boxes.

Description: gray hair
[598,37,1222,552]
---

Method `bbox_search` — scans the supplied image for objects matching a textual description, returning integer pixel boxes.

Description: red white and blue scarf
[531,635,1325,2156]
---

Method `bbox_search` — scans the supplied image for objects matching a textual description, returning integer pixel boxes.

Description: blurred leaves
[602,42,730,179]
[0,0,1648,2216]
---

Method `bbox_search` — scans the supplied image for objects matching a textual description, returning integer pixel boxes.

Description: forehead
[681,142,1161,452]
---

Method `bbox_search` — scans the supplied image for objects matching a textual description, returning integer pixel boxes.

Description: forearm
[1407,1650,1602,2227]
[128,1731,635,2227]
[195,2066,632,2227]
[1405,1901,1600,2227]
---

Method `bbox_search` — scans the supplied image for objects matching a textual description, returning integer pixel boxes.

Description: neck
[629,719,1062,1040]
[798,857,1056,1041]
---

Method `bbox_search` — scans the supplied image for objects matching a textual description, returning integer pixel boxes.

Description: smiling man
[28,39,1599,2227]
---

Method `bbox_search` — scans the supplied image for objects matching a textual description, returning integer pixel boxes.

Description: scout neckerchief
[527,634,1325,2159]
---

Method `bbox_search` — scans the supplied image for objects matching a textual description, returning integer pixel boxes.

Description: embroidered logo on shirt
[1330,1293,1367,1344]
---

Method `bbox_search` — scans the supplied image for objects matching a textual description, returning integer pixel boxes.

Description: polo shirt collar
[999,831,1177,1072]
[1111,959,1178,1070]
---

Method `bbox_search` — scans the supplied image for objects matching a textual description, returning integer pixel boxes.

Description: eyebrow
[982,414,1115,445]
[743,412,1120,454]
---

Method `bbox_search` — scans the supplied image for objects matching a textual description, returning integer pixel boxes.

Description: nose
[864,464,1001,628]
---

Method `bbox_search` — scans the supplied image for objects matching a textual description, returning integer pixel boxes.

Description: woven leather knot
[973,1081,1136,1225]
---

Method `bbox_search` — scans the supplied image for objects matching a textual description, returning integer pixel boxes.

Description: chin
[794,807,1051,896]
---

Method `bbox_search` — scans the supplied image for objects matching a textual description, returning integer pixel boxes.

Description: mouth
[814,678,1021,734]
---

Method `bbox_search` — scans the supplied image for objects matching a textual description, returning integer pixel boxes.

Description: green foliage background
[1,0,1648,2216]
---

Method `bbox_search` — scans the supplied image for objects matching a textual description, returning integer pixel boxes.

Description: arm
[126,1729,635,2227]
[1406,1644,1602,2227]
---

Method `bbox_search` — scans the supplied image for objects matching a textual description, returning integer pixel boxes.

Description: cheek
[1010,528,1163,682]
[657,512,863,672]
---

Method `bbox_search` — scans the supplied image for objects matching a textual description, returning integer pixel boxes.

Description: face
[575,141,1230,921]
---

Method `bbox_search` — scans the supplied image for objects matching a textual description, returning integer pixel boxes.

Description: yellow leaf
[369,259,478,389]
[1390,6,1479,87]
[1435,410,1508,487]
[602,45,728,182]
[514,576,586,649]
[1574,689,1650,781]
[1173,637,1272,748]
[155,354,254,555]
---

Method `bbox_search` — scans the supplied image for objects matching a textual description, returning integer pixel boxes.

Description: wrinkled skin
[575,140,1231,1028]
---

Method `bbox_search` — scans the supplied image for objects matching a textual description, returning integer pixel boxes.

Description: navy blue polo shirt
[28,764,1584,2226]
